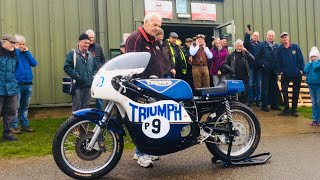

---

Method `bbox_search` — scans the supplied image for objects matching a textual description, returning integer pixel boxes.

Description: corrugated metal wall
[0,0,97,106]
[0,0,319,106]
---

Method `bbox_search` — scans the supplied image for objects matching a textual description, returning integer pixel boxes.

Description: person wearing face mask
[304,47,320,126]
[223,39,255,103]
[209,38,229,87]
[64,33,98,112]
[189,34,213,88]
[0,34,19,141]
[255,30,281,112]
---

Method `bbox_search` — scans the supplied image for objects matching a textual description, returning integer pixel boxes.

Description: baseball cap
[169,32,178,38]
[280,32,289,37]
[2,34,18,43]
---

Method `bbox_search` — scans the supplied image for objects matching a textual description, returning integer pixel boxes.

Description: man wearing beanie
[276,32,305,117]
[64,33,97,112]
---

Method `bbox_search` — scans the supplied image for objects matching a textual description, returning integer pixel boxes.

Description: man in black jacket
[255,30,281,112]
[86,29,106,110]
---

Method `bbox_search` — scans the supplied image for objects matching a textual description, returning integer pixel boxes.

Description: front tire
[205,102,260,162]
[52,116,123,179]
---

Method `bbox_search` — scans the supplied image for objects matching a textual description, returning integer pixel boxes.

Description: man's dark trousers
[261,68,279,108]
[280,74,302,112]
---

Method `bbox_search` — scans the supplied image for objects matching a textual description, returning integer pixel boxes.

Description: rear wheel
[205,102,260,162]
[52,116,123,179]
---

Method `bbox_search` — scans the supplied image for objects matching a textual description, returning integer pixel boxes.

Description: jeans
[309,86,320,122]
[96,99,103,110]
[212,75,226,87]
[248,67,262,103]
[280,74,302,112]
[11,85,32,128]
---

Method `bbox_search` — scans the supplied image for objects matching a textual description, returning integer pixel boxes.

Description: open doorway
[161,24,215,48]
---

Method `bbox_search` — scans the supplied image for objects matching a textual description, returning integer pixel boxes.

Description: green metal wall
[0,0,319,106]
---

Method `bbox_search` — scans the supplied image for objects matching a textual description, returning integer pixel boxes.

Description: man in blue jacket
[244,28,261,107]
[277,32,305,117]
[255,30,281,112]
[10,34,37,134]
[0,34,19,141]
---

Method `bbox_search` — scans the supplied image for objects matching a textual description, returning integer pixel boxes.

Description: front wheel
[205,102,261,162]
[52,116,123,179]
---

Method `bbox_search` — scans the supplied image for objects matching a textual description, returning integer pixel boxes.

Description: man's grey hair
[144,13,162,24]
[85,29,95,36]
[267,30,275,36]
[235,39,243,45]
[14,34,26,43]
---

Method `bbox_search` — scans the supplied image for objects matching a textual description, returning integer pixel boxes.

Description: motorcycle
[52,52,261,179]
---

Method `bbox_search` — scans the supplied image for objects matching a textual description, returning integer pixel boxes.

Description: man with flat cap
[163,32,187,79]
[0,34,19,141]
[276,32,305,117]
[64,33,97,112]
[189,34,213,88]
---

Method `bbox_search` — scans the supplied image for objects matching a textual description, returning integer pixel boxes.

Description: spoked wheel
[52,116,123,179]
[205,102,260,162]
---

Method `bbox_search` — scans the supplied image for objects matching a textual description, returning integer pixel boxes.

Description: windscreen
[102,52,151,71]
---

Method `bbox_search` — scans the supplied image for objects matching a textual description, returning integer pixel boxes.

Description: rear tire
[205,102,260,162]
[52,116,123,179]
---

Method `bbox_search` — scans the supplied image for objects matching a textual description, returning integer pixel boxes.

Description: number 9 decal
[142,116,170,139]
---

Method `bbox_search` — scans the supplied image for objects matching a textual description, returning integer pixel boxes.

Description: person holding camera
[223,39,255,103]
[244,26,261,107]
[189,34,213,88]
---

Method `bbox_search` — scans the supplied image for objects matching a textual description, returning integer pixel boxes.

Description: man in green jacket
[64,33,97,112]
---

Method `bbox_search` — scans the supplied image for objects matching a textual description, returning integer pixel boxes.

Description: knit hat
[309,46,320,59]
[79,33,90,41]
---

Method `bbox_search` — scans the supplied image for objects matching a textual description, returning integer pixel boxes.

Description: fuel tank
[133,79,193,100]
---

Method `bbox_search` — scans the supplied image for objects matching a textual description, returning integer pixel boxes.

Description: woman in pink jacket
[210,38,229,86]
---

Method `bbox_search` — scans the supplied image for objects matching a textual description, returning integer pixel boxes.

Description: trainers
[134,153,159,161]
[21,126,34,132]
[11,128,22,134]
[137,154,153,168]
[291,111,299,117]
[3,134,18,141]
[261,106,270,112]
[310,121,318,126]
[256,102,262,107]
[278,110,291,116]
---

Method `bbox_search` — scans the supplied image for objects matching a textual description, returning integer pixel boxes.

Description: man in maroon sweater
[125,13,162,168]
[125,13,163,78]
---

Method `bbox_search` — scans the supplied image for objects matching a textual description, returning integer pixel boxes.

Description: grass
[0,106,313,158]
[0,117,134,158]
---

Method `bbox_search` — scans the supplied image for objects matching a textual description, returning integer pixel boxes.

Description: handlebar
[122,81,142,91]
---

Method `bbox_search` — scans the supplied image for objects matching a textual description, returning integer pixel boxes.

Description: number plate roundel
[142,116,170,139]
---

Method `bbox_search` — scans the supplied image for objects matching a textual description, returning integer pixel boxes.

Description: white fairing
[91,52,150,101]
[91,52,193,125]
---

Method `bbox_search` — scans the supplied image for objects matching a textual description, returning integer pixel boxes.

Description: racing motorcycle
[52,52,261,179]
